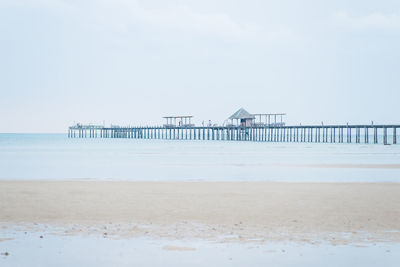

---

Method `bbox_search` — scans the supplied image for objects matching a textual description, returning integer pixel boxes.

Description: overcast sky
[1,0,399,132]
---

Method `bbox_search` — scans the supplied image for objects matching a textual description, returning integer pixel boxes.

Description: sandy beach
[1,181,399,244]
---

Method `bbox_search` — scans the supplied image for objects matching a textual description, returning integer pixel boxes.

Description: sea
[1,133,399,182]
[1,133,400,267]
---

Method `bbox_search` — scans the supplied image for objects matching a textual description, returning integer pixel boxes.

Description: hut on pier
[228,108,255,127]
[163,116,194,128]
[228,108,286,127]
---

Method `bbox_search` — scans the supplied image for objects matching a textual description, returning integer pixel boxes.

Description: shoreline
[1,181,400,244]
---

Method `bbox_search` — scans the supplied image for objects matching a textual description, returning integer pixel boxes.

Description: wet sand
[1,181,400,243]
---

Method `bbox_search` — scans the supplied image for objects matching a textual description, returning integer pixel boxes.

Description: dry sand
[1,181,400,243]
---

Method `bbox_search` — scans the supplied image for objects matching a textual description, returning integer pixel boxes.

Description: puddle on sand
[0,228,400,267]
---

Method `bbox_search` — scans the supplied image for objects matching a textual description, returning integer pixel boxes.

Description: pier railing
[68,124,399,145]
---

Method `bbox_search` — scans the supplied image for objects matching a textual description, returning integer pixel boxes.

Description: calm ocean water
[0,133,399,182]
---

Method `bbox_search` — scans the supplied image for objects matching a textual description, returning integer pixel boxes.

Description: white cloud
[103,1,298,43]
[0,0,298,44]
[332,11,400,31]
[130,5,261,42]
[81,1,266,43]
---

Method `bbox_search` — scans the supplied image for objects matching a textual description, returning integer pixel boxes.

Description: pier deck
[68,124,399,145]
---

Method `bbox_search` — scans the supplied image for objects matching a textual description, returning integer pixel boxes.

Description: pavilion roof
[162,116,193,119]
[228,108,255,120]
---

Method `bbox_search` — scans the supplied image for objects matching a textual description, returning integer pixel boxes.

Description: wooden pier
[68,124,399,145]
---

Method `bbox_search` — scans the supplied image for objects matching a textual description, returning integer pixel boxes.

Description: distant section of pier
[68,108,399,145]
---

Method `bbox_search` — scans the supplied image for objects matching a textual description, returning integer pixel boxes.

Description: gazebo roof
[229,108,255,120]
[163,116,193,119]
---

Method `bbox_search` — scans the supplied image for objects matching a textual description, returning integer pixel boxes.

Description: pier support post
[301,127,303,142]
[384,127,388,145]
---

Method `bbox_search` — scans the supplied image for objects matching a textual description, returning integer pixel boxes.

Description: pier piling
[68,124,399,145]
